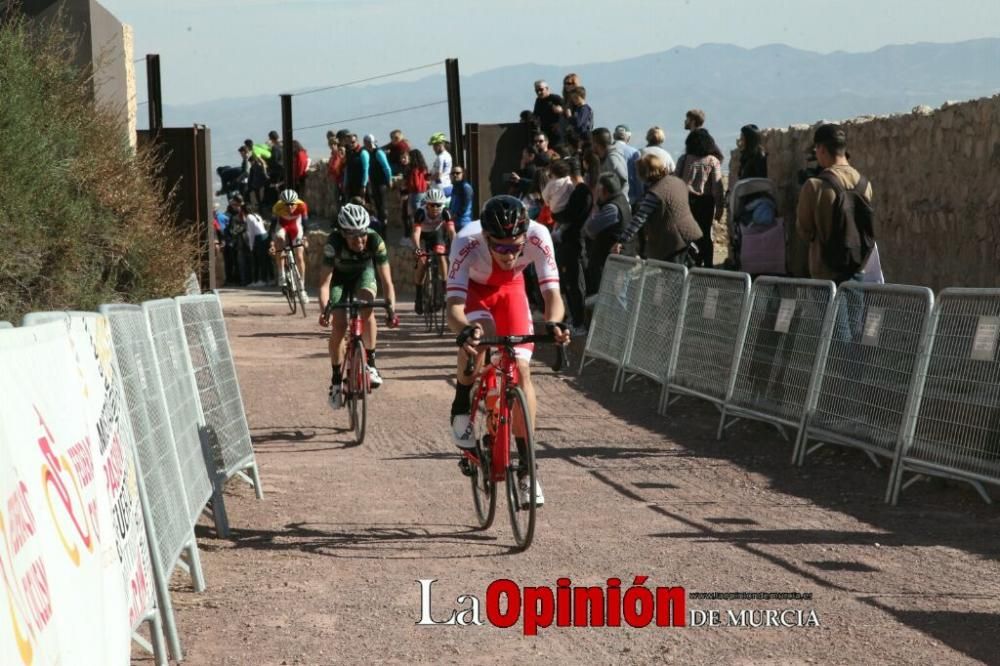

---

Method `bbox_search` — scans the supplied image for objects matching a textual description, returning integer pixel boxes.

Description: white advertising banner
[0,322,131,665]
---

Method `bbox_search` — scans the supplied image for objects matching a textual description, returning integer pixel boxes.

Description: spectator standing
[327,141,346,206]
[344,133,370,200]
[386,129,411,177]
[640,126,676,174]
[584,173,632,295]
[592,128,628,201]
[427,133,453,195]
[684,109,705,132]
[532,80,564,147]
[266,130,284,182]
[551,157,592,333]
[364,134,392,226]
[614,154,702,265]
[795,123,874,283]
[612,124,641,207]
[292,140,309,192]
[530,132,560,165]
[565,87,594,144]
[676,128,725,267]
[448,165,474,231]
[736,124,768,180]
[243,201,272,286]
[405,149,430,238]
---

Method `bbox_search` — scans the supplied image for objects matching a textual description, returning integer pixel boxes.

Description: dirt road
[140,289,1000,665]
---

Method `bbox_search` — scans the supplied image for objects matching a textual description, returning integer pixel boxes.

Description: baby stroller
[727,178,785,276]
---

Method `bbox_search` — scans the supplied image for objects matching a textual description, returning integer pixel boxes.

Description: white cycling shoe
[451,414,476,450]
[368,366,383,388]
[518,477,545,508]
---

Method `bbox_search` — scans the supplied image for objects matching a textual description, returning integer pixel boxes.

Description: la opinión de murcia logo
[416,579,821,634]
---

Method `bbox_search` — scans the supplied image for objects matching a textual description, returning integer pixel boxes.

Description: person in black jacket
[552,157,592,332]
[737,124,768,179]
[583,173,631,295]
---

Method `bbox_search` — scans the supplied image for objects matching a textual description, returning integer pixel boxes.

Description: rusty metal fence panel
[795,283,934,469]
[662,268,752,413]
[889,288,1000,504]
[719,278,837,449]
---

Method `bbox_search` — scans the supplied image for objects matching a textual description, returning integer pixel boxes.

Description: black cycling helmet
[480,195,528,238]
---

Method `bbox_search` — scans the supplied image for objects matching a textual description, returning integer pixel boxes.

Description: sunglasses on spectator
[486,237,525,255]
[451,170,463,175]
[533,138,546,144]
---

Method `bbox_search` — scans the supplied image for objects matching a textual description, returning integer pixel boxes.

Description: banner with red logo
[0,321,132,665]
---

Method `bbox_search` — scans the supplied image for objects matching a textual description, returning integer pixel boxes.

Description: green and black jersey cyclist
[318,203,400,408]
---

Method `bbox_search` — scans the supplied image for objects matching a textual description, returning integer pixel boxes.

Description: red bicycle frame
[463,347,524,483]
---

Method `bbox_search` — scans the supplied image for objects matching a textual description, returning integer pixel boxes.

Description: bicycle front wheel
[292,265,307,317]
[505,386,537,551]
[351,339,368,445]
[432,273,446,337]
[283,271,297,314]
[469,396,496,529]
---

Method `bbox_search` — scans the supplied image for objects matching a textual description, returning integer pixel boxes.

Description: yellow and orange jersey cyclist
[271,189,309,299]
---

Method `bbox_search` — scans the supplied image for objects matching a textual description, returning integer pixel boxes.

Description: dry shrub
[0,14,198,322]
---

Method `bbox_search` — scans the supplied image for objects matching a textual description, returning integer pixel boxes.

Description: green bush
[0,16,198,322]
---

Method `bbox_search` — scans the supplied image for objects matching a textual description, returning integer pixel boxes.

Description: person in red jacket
[292,140,309,191]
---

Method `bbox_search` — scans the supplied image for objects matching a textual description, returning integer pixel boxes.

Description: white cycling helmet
[279,189,298,205]
[424,187,447,205]
[337,203,370,233]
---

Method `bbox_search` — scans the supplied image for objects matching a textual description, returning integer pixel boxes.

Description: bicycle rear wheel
[351,339,368,445]
[469,397,496,529]
[505,386,536,551]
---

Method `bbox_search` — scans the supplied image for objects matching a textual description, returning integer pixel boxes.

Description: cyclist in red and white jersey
[447,195,570,506]
[271,188,309,301]
[411,187,455,314]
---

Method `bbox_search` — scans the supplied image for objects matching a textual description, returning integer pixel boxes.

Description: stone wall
[729,95,1000,290]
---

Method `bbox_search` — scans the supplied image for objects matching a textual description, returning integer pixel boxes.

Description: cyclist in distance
[271,188,310,302]
[318,203,400,408]
[411,187,455,314]
[447,195,571,505]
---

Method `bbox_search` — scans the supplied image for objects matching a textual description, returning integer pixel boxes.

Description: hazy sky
[101,0,1000,106]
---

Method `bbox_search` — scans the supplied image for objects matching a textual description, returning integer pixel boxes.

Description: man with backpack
[795,123,875,284]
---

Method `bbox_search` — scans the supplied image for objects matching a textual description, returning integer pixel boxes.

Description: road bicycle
[416,249,448,336]
[460,333,567,551]
[323,292,395,446]
[280,242,308,317]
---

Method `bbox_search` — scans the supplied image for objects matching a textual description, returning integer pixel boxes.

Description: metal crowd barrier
[184,272,202,295]
[718,278,837,453]
[142,299,230,537]
[21,311,170,664]
[99,304,207,662]
[662,268,752,414]
[795,283,934,468]
[889,288,1000,504]
[177,293,264,499]
[617,260,688,392]
[579,255,644,383]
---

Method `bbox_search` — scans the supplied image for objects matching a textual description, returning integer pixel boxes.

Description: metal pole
[280,94,293,191]
[146,54,163,134]
[445,58,465,168]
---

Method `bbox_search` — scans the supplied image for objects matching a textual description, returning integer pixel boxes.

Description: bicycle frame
[464,347,523,483]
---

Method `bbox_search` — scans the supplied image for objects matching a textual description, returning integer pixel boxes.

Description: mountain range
[159,38,1000,184]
